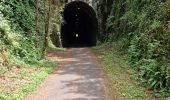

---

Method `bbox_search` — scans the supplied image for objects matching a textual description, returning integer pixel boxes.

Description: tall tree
[43,0,52,57]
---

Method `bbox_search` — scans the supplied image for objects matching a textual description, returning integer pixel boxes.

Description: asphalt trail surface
[25,48,112,100]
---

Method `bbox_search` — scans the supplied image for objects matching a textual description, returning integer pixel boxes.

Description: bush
[0,0,44,66]
[105,0,170,95]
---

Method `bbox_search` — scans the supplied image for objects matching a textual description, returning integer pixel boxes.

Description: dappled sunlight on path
[25,48,112,100]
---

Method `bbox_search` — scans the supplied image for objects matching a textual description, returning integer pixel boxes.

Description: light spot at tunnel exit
[76,34,79,37]
[61,1,97,47]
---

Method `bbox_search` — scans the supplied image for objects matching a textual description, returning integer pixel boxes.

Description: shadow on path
[25,48,112,100]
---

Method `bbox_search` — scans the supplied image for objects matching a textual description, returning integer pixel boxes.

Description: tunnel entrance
[61,1,98,47]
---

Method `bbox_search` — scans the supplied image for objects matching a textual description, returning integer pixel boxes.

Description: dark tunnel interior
[61,1,98,47]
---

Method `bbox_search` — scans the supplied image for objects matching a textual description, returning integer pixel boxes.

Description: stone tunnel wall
[92,0,114,42]
[60,1,98,47]
[66,0,115,42]
[50,0,114,47]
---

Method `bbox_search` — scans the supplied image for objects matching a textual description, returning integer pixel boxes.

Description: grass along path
[0,52,58,100]
[92,43,160,100]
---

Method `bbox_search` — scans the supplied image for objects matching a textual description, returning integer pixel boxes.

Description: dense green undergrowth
[93,43,161,100]
[0,0,44,66]
[103,0,170,96]
[0,0,58,99]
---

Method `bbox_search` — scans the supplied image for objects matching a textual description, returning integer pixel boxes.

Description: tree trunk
[36,0,39,33]
[42,0,52,58]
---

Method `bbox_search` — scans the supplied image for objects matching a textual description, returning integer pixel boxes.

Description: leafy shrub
[0,0,44,66]
[105,0,170,95]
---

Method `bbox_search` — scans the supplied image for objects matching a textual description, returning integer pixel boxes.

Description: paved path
[25,48,112,100]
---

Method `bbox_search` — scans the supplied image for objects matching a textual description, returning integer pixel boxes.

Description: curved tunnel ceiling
[61,1,98,47]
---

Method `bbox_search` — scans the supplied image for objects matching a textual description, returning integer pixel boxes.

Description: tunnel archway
[61,1,98,47]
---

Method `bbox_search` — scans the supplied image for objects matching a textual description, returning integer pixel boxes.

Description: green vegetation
[0,0,61,99]
[93,43,157,100]
[0,0,43,66]
[94,0,170,97]
[0,60,56,100]
[1,0,170,99]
